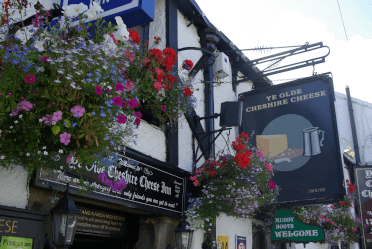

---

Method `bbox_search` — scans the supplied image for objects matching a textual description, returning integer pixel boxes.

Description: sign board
[0,216,40,238]
[0,237,33,249]
[354,166,372,249]
[271,209,325,244]
[60,0,155,28]
[76,206,127,238]
[218,236,228,249]
[235,236,246,249]
[239,74,344,206]
[35,149,186,216]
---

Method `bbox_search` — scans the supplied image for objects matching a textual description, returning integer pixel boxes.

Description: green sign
[271,209,325,243]
[0,236,33,249]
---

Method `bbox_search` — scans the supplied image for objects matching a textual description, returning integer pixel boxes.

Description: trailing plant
[187,132,279,239]
[293,180,364,245]
[0,0,196,191]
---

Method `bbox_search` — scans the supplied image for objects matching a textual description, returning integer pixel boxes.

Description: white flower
[39,119,42,122]
[85,2,104,21]
[26,153,30,156]
[113,16,130,42]
[14,120,18,124]
[63,3,89,18]
[59,149,63,154]
[52,121,56,125]
[44,151,48,155]
[9,126,13,129]
[37,151,41,155]
[60,166,63,169]
[34,40,45,52]
[42,146,46,150]
[0,156,5,160]
[36,66,45,73]
[19,115,23,118]
[107,85,112,90]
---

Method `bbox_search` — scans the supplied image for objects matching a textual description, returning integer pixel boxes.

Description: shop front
[27,148,190,249]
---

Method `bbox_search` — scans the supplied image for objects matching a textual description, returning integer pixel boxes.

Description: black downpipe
[346,86,361,165]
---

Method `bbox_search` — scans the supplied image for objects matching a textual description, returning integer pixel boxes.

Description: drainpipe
[202,28,219,158]
[346,86,361,165]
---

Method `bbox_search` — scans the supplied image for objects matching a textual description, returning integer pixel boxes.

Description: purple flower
[161,105,166,111]
[113,179,127,192]
[60,132,71,146]
[11,109,19,116]
[52,111,63,122]
[17,100,34,111]
[71,105,85,118]
[112,96,123,106]
[42,115,52,125]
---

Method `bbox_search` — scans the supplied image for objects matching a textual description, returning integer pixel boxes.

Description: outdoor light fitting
[50,183,81,249]
[195,101,242,128]
[174,214,194,249]
[341,138,355,160]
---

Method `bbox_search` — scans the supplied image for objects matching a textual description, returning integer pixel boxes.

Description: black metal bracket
[233,42,330,83]
[194,127,231,164]
[178,46,215,76]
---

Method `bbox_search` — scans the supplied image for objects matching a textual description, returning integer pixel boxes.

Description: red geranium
[163,47,177,71]
[149,48,164,63]
[234,151,252,168]
[164,74,177,90]
[128,29,140,45]
[183,87,193,96]
[182,59,193,71]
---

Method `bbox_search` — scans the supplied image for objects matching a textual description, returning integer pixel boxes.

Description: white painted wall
[177,9,206,172]
[216,213,253,249]
[0,166,29,208]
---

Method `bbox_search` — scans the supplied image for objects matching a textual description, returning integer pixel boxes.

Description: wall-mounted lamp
[195,101,242,128]
[50,183,81,249]
[341,138,355,160]
[174,214,194,249]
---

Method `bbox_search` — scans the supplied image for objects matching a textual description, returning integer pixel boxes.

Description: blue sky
[195,0,372,102]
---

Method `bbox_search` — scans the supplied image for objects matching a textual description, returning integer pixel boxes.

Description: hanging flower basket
[187,133,279,238]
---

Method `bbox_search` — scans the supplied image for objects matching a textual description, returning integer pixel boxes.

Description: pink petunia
[105,88,111,93]
[116,115,127,124]
[125,80,133,92]
[268,179,276,190]
[42,115,52,125]
[324,218,329,222]
[11,109,19,116]
[153,81,162,91]
[60,132,71,146]
[115,83,124,91]
[24,74,36,84]
[128,99,140,109]
[125,50,135,62]
[193,179,199,186]
[95,86,103,95]
[17,100,34,111]
[256,150,264,158]
[112,96,123,106]
[134,111,142,118]
[70,105,85,118]
[135,118,141,126]
[161,105,166,111]
[52,111,63,122]
[40,56,49,62]
[265,163,273,172]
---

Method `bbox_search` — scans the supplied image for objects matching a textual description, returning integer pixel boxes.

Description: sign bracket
[233,42,330,84]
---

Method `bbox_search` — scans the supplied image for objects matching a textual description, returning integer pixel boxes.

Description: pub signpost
[355,166,372,249]
[239,74,345,206]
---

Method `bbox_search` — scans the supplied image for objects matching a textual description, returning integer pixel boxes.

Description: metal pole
[345,86,361,165]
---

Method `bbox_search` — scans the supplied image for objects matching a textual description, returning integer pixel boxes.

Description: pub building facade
[0,0,366,249]
[0,0,270,248]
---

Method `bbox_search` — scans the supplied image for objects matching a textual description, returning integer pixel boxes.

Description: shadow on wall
[137,222,156,249]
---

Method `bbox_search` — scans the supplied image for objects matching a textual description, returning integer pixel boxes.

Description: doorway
[70,233,129,249]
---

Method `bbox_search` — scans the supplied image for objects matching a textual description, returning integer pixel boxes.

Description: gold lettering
[303,94,308,100]
[279,93,285,98]
[263,103,267,109]
[276,100,283,106]
[0,219,4,232]
[12,221,18,233]
[267,102,274,108]
[315,92,320,97]
[257,105,262,110]
[252,106,257,111]
[309,93,314,99]
[5,220,11,233]
[297,89,302,94]
[282,99,288,104]
[291,97,296,103]
[296,95,303,102]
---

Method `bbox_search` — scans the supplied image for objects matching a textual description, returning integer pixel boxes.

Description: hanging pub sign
[271,209,325,244]
[354,166,372,249]
[235,236,246,249]
[60,0,155,28]
[35,149,187,217]
[239,74,344,206]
